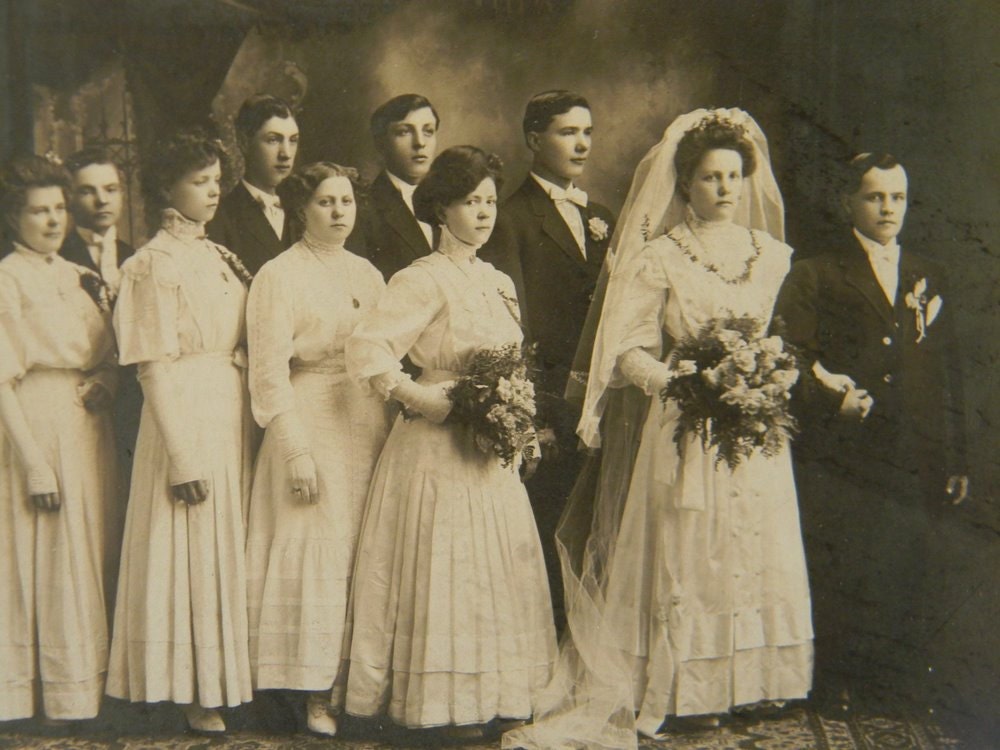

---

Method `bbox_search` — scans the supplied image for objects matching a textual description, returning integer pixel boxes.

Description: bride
[506,109,813,749]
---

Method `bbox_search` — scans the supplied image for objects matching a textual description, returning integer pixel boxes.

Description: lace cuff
[269,411,311,462]
[390,377,452,424]
[371,370,408,400]
[619,347,673,396]
[27,463,58,496]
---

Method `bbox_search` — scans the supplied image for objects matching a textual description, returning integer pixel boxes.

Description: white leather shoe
[181,703,225,733]
[306,694,338,737]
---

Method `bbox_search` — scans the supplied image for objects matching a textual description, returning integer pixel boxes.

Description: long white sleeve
[0,383,57,494]
[619,347,674,396]
[137,360,203,485]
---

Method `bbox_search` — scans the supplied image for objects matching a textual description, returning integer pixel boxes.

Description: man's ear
[525,131,541,154]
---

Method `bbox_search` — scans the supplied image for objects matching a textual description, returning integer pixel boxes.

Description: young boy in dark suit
[481,90,615,629]
[351,93,439,280]
[208,94,298,274]
[61,147,134,291]
[775,152,970,706]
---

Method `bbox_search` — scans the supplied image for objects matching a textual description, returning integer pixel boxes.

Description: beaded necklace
[668,222,762,285]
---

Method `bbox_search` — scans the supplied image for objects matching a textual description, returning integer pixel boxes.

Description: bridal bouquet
[660,315,799,469]
[447,343,538,468]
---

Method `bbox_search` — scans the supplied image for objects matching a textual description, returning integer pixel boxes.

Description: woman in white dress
[0,155,120,724]
[244,162,390,735]
[506,110,813,750]
[343,146,557,737]
[106,130,254,733]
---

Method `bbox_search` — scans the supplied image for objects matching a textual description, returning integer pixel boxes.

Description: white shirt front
[531,172,588,258]
[854,227,900,306]
[78,225,121,294]
[243,179,285,239]
[386,171,434,249]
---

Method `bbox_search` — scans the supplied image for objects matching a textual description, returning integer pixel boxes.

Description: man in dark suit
[350,94,438,280]
[207,94,298,274]
[775,153,970,705]
[60,147,134,289]
[480,90,615,629]
[61,147,138,488]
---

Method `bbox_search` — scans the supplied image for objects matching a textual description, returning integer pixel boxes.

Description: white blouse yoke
[113,211,246,367]
[0,245,115,384]
[346,228,522,393]
[248,235,385,427]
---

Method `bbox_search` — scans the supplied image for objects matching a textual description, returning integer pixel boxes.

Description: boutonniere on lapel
[587,216,610,243]
[77,268,114,313]
[904,277,942,343]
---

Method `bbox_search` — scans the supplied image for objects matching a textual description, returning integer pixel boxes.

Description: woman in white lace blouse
[0,155,120,725]
[244,163,390,736]
[343,146,557,739]
[106,130,255,733]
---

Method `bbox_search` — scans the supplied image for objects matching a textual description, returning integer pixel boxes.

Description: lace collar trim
[436,225,480,265]
[301,230,346,255]
[161,208,207,243]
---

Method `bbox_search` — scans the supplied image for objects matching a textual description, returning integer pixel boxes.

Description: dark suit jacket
[206,182,290,275]
[350,171,433,281]
[480,176,615,428]
[59,227,140,476]
[774,236,966,499]
[59,230,134,274]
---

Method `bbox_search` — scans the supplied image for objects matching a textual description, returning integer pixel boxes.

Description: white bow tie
[255,195,282,212]
[870,244,899,267]
[549,184,588,209]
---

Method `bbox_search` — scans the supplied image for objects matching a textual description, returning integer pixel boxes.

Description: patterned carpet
[0,706,972,750]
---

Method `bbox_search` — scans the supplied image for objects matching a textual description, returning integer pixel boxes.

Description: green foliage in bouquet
[447,343,538,468]
[661,315,800,470]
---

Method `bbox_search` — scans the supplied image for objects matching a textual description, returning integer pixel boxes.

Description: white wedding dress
[601,218,813,732]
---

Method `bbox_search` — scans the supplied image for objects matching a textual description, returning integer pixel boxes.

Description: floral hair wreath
[688,109,752,141]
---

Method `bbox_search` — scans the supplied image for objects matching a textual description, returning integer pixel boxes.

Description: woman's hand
[31,491,61,511]
[27,463,60,510]
[288,453,319,504]
[80,380,114,412]
[392,379,453,424]
[520,433,543,482]
[171,479,210,505]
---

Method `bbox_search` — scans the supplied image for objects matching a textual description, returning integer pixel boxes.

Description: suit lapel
[116,239,135,267]
[374,172,431,260]
[842,239,895,327]
[524,178,588,269]
[894,250,927,337]
[233,183,282,251]
[59,231,98,271]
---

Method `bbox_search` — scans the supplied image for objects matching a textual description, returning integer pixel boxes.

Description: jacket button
[882,336,892,346]
[883,373,893,384]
